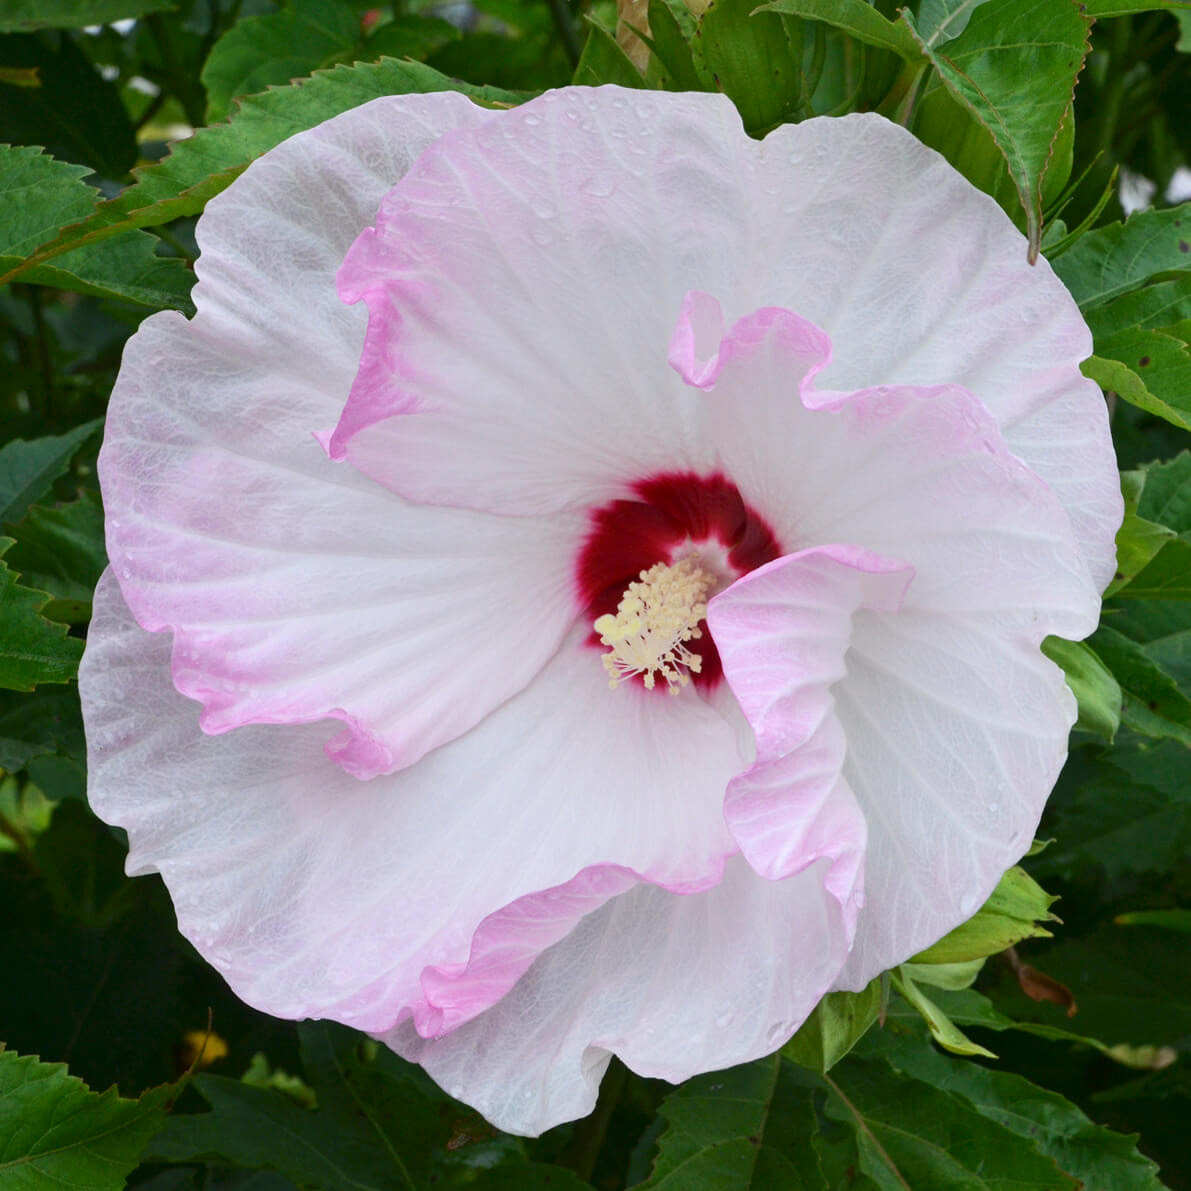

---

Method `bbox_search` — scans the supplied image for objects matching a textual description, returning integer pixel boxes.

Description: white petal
[100,94,579,778]
[385,856,848,1136]
[82,574,743,1036]
[834,608,1077,985]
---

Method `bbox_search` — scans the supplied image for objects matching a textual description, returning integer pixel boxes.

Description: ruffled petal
[707,546,913,903]
[385,855,848,1136]
[746,114,1120,589]
[82,574,743,1036]
[329,88,756,513]
[101,93,580,778]
[694,302,1101,644]
[685,300,1099,976]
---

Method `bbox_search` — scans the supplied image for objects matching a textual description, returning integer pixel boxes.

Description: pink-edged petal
[100,93,584,778]
[694,302,1101,644]
[684,301,1101,975]
[707,546,913,901]
[329,88,758,514]
[385,855,848,1136]
[746,114,1120,588]
[82,573,744,1036]
[326,94,1116,591]
[833,608,1077,986]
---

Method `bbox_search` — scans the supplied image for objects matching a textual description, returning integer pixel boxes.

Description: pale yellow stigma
[593,556,714,694]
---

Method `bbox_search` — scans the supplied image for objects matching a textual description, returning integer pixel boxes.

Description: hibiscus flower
[80,86,1121,1135]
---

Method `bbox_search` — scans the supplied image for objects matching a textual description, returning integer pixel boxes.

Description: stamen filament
[594,556,713,693]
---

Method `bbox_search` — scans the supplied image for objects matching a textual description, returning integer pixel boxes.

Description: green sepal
[1041,636,1122,740]
[782,979,882,1072]
[910,865,1059,965]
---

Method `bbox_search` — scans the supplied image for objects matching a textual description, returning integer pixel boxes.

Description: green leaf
[784,980,882,1073]
[0,58,524,290]
[635,1055,825,1190]
[201,0,361,123]
[573,20,648,87]
[0,420,100,524]
[0,688,84,772]
[1052,202,1191,310]
[4,491,107,623]
[0,30,136,178]
[0,144,193,310]
[914,0,997,46]
[640,0,713,90]
[1085,277,1191,339]
[756,0,920,59]
[1090,624,1191,745]
[892,967,998,1058]
[1109,502,1178,598]
[1037,740,1191,880]
[698,0,806,133]
[1084,325,1191,432]
[0,1050,178,1190]
[911,865,1058,966]
[904,0,1091,259]
[815,1050,1081,1190]
[1135,452,1191,529]
[864,1026,1168,1190]
[884,984,1111,1054]
[0,0,173,31]
[1040,636,1122,739]
[0,540,84,692]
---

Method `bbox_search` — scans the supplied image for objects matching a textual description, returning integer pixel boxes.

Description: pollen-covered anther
[593,556,715,693]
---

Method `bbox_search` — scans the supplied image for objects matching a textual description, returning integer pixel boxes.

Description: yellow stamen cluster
[593,556,714,694]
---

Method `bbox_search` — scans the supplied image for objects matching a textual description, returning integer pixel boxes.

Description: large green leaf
[903,0,1090,259]
[756,0,919,58]
[1091,624,1191,744]
[697,0,805,132]
[0,144,193,310]
[573,20,648,87]
[0,59,523,290]
[0,540,84,691]
[0,1050,177,1190]
[0,688,83,773]
[0,420,100,524]
[863,1027,1167,1190]
[1052,203,1191,309]
[1084,325,1191,433]
[812,1052,1080,1189]
[0,0,173,30]
[914,0,997,46]
[4,491,107,623]
[201,0,361,123]
[635,1055,826,1189]
[1038,740,1191,879]
[1085,277,1191,339]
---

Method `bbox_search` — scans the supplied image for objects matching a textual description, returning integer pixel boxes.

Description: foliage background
[1,0,1190,1188]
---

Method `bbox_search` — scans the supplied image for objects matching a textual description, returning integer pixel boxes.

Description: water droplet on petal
[960,890,979,915]
[529,225,554,246]
[580,175,616,198]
